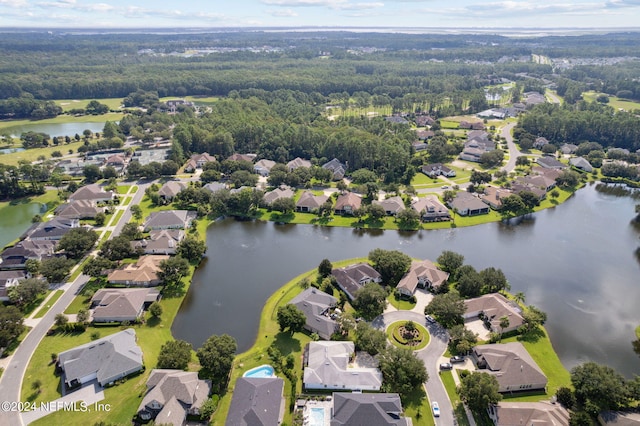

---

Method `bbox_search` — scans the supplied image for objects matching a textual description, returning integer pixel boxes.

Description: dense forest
[1,30,639,109]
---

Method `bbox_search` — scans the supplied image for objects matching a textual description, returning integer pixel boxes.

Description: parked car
[450,355,465,363]
[432,401,440,417]
[439,362,453,370]
[425,314,436,324]
[441,185,449,189]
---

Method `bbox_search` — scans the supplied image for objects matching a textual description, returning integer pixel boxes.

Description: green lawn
[64,278,106,314]
[387,293,417,310]
[116,185,130,195]
[0,141,86,166]
[441,371,471,426]
[55,98,123,112]
[387,321,430,351]
[33,290,64,319]
[582,91,640,112]
[636,325,640,339]
[500,327,571,401]
[108,209,125,227]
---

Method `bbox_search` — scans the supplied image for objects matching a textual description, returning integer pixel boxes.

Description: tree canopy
[352,282,388,321]
[157,340,192,370]
[378,346,428,399]
[458,372,502,413]
[368,249,411,287]
[276,304,306,334]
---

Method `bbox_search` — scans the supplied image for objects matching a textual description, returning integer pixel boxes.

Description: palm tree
[514,292,526,305]
[499,316,510,341]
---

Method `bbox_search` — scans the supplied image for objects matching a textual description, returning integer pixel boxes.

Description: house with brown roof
[263,186,295,206]
[253,159,277,177]
[290,287,337,340]
[510,183,547,201]
[296,191,329,213]
[397,259,449,296]
[472,342,548,393]
[448,192,489,216]
[533,137,549,150]
[132,229,184,255]
[334,192,362,215]
[157,181,188,202]
[464,293,524,334]
[69,184,115,203]
[184,153,216,172]
[481,186,513,210]
[106,154,126,168]
[55,200,103,219]
[91,288,160,323]
[332,263,381,300]
[372,196,405,216]
[107,255,168,287]
[57,328,143,388]
[415,114,436,127]
[137,369,211,426]
[227,153,256,163]
[422,163,456,178]
[488,401,570,426]
[287,157,312,172]
[515,174,556,192]
[143,210,195,231]
[412,195,451,222]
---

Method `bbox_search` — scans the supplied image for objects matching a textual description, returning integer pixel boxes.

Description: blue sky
[1,0,639,29]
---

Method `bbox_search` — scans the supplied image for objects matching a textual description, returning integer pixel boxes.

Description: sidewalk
[447,364,477,426]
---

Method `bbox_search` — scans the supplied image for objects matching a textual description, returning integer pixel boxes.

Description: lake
[0,202,43,248]
[172,183,640,377]
[6,122,107,138]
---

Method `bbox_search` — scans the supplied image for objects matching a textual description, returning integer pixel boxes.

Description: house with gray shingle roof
[253,159,277,177]
[412,195,451,222]
[0,270,27,301]
[57,328,143,388]
[489,401,570,426]
[157,181,188,201]
[202,182,227,193]
[290,288,337,340]
[184,152,216,172]
[287,157,312,172]
[569,156,593,172]
[331,263,381,300]
[334,192,362,215]
[448,192,489,216]
[69,184,115,203]
[132,229,184,255]
[296,191,329,213]
[303,341,382,391]
[226,377,285,426]
[464,293,524,334]
[422,163,456,178]
[322,158,348,180]
[143,210,195,231]
[372,196,405,216]
[91,288,160,323]
[536,156,567,170]
[137,369,212,426]
[28,218,80,240]
[472,342,547,393]
[331,392,410,426]
[263,187,295,206]
[0,240,56,270]
[55,200,103,219]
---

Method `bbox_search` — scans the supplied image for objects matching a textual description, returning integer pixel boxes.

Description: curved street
[372,310,456,425]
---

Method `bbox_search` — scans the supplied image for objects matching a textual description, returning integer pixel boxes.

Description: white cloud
[270,8,299,16]
[261,0,348,7]
[339,2,384,10]
[0,0,29,7]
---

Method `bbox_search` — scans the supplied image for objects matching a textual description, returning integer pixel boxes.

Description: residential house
[132,229,185,255]
[570,156,593,172]
[57,328,144,388]
[421,163,456,178]
[202,182,228,193]
[415,114,436,127]
[533,137,549,150]
[226,377,285,426]
[91,288,160,323]
[385,115,409,125]
[460,134,496,163]
[514,174,556,192]
[263,187,295,206]
[532,167,562,181]
[184,153,216,172]
[253,159,277,177]
[0,270,27,301]
[448,192,489,216]
[28,218,80,240]
[107,255,168,287]
[56,158,104,177]
[332,263,381,300]
[460,121,485,130]
[69,184,115,203]
[131,148,170,166]
[481,186,513,210]
[303,341,382,391]
[331,392,411,426]
[296,191,329,213]
[464,293,524,334]
[599,411,640,425]
[334,192,362,215]
[510,183,547,201]
[287,157,312,172]
[488,401,570,426]
[105,154,126,168]
[157,181,188,202]
[396,259,449,296]
[412,195,451,222]
[0,240,56,270]
[289,287,337,340]
[412,140,428,151]
[524,92,546,107]
[472,342,548,393]
[536,156,567,170]
[55,200,103,219]
[143,210,195,231]
[372,196,405,216]
[227,153,256,163]
[415,129,435,140]
[137,369,211,426]
[322,158,348,180]
[560,143,578,155]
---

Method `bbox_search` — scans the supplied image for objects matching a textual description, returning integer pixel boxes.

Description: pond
[5,122,107,138]
[172,183,640,377]
[0,201,43,249]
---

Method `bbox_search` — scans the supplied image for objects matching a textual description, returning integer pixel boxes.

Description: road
[0,182,144,426]
[372,311,456,426]
[500,122,521,174]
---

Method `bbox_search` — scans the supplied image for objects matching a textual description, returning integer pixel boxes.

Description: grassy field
[55,98,124,112]
[0,141,86,166]
[636,325,640,339]
[387,293,417,310]
[582,91,640,112]
[386,321,430,351]
[33,290,64,319]
[0,112,124,131]
[441,370,472,426]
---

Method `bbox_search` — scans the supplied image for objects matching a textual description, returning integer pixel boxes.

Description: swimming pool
[242,364,275,378]
[308,407,325,426]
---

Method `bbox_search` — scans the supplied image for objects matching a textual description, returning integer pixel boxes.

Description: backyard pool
[242,364,275,378]
[308,407,325,426]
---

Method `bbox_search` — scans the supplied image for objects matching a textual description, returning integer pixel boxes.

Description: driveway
[21,381,105,425]
[371,311,455,426]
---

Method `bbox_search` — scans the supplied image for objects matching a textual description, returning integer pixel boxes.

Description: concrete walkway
[21,381,105,425]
